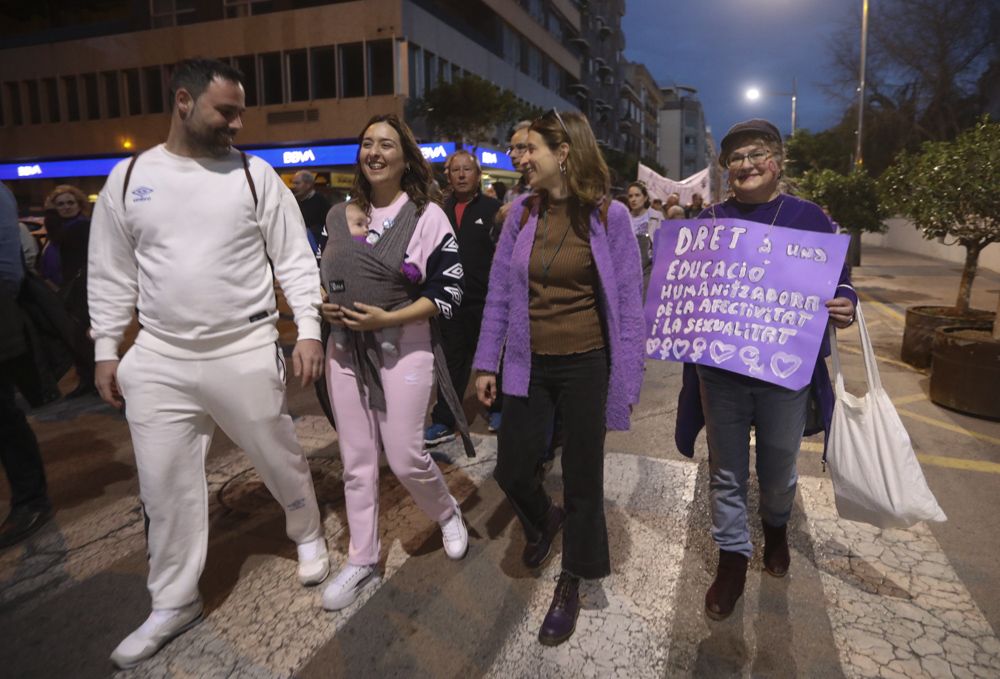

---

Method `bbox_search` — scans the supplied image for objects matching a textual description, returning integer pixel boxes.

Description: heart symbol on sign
[770,352,803,379]
[672,339,691,360]
[709,340,737,364]
[646,338,661,355]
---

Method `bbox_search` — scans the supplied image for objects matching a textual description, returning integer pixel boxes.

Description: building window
[150,0,196,28]
[286,50,309,101]
[25,80,41,124]
[224,0,274,17]
[44,78,60,122]
[6,83,23,125]
[423,50,435,93]
[83,73,100,120]
[63,76,80,121]
[103,72,121,118]
[367,41,393,96]
[408,44,421,98]
[339,43,365,98]
[259,52,282,105]
[233,56,257,106]
[123,70,141,115]
[310,47,337,100]
[143,67,165,114]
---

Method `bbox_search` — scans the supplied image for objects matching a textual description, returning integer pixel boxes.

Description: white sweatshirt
[88,144,321,361]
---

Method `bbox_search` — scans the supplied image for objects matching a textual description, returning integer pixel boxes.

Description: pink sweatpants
[326,321,456,566]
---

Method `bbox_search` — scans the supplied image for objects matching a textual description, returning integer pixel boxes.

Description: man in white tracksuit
[88,58,329,669]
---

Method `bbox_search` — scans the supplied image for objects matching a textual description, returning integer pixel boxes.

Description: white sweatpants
[116,341,323,609]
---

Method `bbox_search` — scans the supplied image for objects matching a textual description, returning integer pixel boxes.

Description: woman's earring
[559,161,566,174]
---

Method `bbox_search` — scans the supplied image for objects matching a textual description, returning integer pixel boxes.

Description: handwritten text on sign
[644,218,849,390]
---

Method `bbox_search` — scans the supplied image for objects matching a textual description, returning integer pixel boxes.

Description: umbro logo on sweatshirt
[132,186,154,203]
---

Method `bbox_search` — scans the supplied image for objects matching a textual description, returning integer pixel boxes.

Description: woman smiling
[675,119,857,621]
[317,114,472,612]
[473,110,645,646]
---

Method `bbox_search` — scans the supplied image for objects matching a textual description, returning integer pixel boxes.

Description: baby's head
[345,203,369,237]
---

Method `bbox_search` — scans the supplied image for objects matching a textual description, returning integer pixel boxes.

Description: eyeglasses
[726,149,771,169]
[505,143,528,157]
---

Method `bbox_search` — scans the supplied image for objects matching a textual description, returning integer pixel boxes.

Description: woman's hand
[319,302,347,327]
[826,296,856,329]
[340,302,395,332]
[476,373,497,407]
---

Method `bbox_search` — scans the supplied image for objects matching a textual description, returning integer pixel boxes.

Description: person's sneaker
[322,563,379,611]
[439,503,468,560]
[423,423,455,447]
[296,537,330,586]
[110,600,203,669]
[487,412,502,433]
[0,504,53,550]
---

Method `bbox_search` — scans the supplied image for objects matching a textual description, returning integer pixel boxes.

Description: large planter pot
[930,326,1000,419]
[900,306,995,369]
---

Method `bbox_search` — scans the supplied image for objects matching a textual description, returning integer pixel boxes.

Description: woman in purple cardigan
[473,110,645,646]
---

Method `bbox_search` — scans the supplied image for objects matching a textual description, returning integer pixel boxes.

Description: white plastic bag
[826,304,947,528]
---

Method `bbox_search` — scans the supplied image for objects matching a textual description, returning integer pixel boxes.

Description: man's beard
[188,121,236,156]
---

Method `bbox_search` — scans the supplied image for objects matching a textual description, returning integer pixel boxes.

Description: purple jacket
[473,193,645,430]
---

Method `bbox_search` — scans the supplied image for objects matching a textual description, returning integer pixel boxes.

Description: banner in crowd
[644,218,849,390]
[637,164,710,207]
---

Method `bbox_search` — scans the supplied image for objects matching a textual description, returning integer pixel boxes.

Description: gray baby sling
[320,201,475,458]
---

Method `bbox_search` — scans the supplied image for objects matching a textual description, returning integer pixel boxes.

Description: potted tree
[798,168,887,266]
[879,118,1000,384]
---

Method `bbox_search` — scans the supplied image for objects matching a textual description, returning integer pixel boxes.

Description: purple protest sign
[644,218,849,390]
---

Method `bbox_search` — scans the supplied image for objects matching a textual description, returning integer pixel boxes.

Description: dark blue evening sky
[622,0,862,147]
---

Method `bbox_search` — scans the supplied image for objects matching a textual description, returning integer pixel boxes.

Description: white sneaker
[297,537,330,586]
[440,503,468,560]
[110,599,203,669]
[322,563,379,611]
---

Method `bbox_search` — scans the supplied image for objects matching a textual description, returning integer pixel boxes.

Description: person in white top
[88,58,328,669]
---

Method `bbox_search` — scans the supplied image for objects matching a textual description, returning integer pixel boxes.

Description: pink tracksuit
[325,194,460,565]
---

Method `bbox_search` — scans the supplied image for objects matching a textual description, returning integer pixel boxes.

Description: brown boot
[705,549,748,620]
[762,520,790,578]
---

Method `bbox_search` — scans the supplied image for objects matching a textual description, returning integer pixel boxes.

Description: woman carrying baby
[317,114,475,611]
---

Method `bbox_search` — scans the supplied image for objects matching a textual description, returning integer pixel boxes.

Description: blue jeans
[696,365,809,558]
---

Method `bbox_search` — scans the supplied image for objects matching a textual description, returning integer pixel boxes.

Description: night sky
[622,0,862,146]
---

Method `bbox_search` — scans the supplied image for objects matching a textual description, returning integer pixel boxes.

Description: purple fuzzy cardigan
[473,193,646,430]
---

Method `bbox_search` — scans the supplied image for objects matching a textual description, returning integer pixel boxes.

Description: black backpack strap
[122,153,141,210]
[241,151,258,210]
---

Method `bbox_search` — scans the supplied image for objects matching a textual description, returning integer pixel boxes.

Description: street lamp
[854,0,869,168]
[744,77,798,134]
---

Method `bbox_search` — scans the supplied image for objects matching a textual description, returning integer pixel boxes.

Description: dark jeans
[431,306,501,429]
[0,363,48,511]
[495,348,610,579]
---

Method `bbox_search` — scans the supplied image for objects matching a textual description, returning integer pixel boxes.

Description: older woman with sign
[474,110,644,645]
[676,119,856,620]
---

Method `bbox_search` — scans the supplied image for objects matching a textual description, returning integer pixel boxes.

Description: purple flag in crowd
[645,218,849,390]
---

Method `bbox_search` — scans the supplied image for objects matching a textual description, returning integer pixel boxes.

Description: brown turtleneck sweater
[528,198,605,355]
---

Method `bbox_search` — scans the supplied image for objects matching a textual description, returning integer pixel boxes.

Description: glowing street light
[744,79,798,134]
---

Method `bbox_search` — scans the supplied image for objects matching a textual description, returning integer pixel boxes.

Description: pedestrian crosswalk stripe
[799,476,1000,678]
[485,453,698,679]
